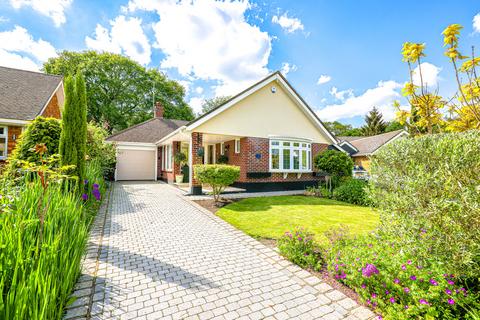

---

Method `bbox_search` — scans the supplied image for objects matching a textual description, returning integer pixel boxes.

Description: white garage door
[116,146,156,181]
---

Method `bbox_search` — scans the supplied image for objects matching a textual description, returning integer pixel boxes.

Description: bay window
[269,139,311,172]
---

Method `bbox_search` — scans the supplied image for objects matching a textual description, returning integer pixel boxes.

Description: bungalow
[336,129,409,173]
[0,66,63,161]
[107,71,339,194]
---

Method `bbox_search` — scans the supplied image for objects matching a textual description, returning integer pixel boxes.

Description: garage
[115,144,157,181]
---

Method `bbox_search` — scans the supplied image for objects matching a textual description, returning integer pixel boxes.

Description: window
[235,139,240,153]
[163,144,172,171]
[0,127,7,159]
[269,139,311,172]
[220,142,224,155]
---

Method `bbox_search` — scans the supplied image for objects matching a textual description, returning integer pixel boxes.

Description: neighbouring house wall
[353,155,371,171]
[193,82,331,144]
[41,91,62,119]
[7,125,23,156]
[213,137,329,191]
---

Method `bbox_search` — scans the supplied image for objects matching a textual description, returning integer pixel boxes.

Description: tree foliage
[43,51,194,132]
[323,121,363,136]
[201,96,231,115]
[385,120,404,132]
[193,164,240,203]
[59,73,87,184]
[361,107,387,136]
[86,123,116,180]
[396,24,480,134]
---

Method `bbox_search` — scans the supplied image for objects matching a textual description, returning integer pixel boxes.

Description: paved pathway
[65,182,376,320]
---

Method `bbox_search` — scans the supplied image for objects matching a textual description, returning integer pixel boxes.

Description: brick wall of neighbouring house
[216,137,328,183]
[7,125,23,157]
[41,93,62,119]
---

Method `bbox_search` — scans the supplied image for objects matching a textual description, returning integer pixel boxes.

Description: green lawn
[216,195,378,244]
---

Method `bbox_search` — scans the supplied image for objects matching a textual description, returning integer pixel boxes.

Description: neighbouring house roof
[338,129,408,156]
[0,66,63,121]
[106,118,189,143]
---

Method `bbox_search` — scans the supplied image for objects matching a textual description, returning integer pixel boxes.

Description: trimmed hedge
[194,164,240,202]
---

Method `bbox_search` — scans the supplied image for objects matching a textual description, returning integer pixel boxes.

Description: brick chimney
[154,101,164,118]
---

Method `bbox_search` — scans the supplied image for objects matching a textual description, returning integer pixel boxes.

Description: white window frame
[235,139,240,154]
[269,139,312,173]
[0,126,8,160]
[163,144,172,171]
[220,142,224,155]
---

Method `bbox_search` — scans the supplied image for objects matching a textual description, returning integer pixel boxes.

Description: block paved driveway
[65,182,376,320]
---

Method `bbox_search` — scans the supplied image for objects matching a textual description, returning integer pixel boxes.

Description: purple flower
[81,193,88,201]
[389,297,395,304]
[404,305,409,309]
[361,284,366,289]
[371,293,377,299]
[92,189,101,201]
[394,278,400,284]
[416,265,423,270]
[377,316,382,320]
[410,275,417,281]
[445,289,452,295]
[404,287,410,293]
[385,290,390,295]
[93,183,100,189]
[401,264,406,270]
[448,299,455,305]
[407,260,412,265]
[447,280,454,285]
[429,278,438,286]
[362,264,379,278]
[419,299,429,305]
[84,179,88,185]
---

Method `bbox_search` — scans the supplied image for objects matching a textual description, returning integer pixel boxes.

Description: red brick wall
[220,137,328,183]
[7,125,22,157]
[41,93,61,119]
[191,132,203,187]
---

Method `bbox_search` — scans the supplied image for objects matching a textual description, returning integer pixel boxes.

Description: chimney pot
[155,101,164,118]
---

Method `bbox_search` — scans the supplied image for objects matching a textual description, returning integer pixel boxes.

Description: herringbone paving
[64,182,376,320]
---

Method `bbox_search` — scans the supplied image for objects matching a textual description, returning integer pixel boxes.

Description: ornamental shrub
[326,233,479,319]
[86,123,116,180]
[59,72,88,184]
[4,117,61,175]
[193,164,240,203]
[333,178,370,206]
[314,149,353,177]
[278,227,322,270]
[368,131,480,278]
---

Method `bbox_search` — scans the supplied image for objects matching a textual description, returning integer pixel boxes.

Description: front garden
[0,73,115,319]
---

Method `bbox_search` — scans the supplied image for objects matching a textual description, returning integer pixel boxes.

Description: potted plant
[174,152,187,183]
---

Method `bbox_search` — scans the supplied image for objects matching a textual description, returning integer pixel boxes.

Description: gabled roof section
[106,118,188,143]
[186,71,337,144]
[0,66,63,121]
[338,129,408,156]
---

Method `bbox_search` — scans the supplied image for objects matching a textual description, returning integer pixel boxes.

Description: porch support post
[172,141,181,180]
[190,132,203,195]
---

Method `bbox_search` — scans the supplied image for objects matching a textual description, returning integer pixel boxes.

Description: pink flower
[404,287,410,293]
[394,278,400,284]
[448,299,455,305]
[372,293,377,299]
[447,280,454,285]
[419,299,429,305]
[410,275,417,281]
[389,297,395,304]
[445,289,452,295]
[401,264,406,270]
[407,260,412,265]
[362,264,379,278]
[361,284,366,289]
[429,278,438,286]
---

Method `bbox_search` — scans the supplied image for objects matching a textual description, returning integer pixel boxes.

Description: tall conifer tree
[361,107,387,136]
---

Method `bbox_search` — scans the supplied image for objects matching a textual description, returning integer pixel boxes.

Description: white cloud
[195,86,204,94]
[85,15,152,65]
[317,74,331,85]
[125,0,272,96]
[329,86,354,101]
[9,0,72,27]
[189,96,205,114]
[318,81,403,121]
[280,62,297,76]
[0,26,57,70]
[412,62,441,88]
[0,16,9,23]
[271,12,304,34]
[474,13,480,33]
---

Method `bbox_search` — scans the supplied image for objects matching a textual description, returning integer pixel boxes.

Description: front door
[207,145,214,164]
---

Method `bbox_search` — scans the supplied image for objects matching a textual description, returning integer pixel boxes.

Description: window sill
[269,170,312,173]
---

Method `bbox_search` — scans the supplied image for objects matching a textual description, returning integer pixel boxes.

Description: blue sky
[1,0,479,126]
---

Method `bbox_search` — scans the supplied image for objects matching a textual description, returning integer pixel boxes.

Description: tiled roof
[106,118,188,143]
[0,66,63,120]
[338,129,407,156]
